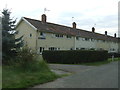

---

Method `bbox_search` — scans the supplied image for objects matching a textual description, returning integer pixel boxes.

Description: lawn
[2,60,60,88]
[2,48,61,88]
[2,57,120,88]
[73,57,120,66]
[79,57,120,66]
[50,57,120,66]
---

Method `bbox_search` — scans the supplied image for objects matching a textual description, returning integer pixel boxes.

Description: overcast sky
[0,0,119,37]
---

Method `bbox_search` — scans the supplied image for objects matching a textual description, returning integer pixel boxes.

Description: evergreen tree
[2,8,23,63]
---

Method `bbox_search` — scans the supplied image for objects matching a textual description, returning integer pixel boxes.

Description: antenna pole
[72,17,74,22]
[44,8,50,14]
[44,8,46,14]
[94,24,96,27]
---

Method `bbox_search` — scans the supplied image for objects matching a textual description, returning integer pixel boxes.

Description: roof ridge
[24,17,73,29]
[23,17,118,41]
[23,17,41,22]
[24,17,93,33]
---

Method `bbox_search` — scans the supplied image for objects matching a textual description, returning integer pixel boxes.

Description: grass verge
[50,57,120,66]
[75,57,120,66]
[2,60,60,88]
[80,60,110,66]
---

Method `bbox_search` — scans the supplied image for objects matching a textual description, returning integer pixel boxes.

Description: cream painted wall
[76,37,119,53]
[109,42,118,53]
[16,19,119,54]
[75,37,96,49]
[96,40,110,50]
[36,32,74,53]
[15,20,37,52]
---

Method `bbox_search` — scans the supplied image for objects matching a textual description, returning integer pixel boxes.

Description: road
[31,61,118,88]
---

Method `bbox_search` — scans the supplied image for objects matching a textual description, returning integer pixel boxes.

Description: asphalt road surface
[31,61,118,88]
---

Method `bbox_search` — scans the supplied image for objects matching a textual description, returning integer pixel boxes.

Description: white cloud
[0,0,119,36]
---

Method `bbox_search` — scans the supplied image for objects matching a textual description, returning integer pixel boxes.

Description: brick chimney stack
[41,14,47,23]
[92,27,95,33]
[114,33,116,37]
[105,31,107,35]
[72,22,76,29]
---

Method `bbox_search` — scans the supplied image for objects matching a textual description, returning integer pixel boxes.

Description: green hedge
[42,50,108,64]
[108,53,120,58]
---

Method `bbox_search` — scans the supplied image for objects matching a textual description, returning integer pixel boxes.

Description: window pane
[30,33,32,37]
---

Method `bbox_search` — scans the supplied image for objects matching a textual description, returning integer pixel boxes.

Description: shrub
[42,50,108,64]
[9,47,49,72]
[108,53,120,58]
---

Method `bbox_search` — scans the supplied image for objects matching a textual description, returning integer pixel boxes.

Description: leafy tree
[2,8,23,63]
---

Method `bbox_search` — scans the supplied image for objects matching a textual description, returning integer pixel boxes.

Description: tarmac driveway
[49,64,95,73]
[31,61,118,88]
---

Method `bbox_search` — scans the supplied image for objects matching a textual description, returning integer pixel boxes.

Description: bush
[9,47,49,72]
[108,53,120,58]
[42,50,108,64]
[2,60,59,88]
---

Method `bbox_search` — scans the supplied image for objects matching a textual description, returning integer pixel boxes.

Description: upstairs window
[40,32,46,36]
[38,32,46,39]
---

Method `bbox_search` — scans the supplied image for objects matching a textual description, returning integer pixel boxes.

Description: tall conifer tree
[2,8,23,63]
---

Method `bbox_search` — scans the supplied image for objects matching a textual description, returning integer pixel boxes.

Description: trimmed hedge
[108,53,120,58]
[42,50,108,64]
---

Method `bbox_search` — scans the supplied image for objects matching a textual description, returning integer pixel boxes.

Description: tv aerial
[44,8,50,14]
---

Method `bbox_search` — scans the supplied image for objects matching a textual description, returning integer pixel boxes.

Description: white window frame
[39,47,44,54]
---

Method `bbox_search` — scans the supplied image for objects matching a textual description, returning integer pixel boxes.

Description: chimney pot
[41,14,47,23]
[105,31,107,35]
[114,33,116,37]
[72,22,76,29]
[92,27,95,32]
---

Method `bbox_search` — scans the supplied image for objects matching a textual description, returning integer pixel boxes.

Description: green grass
[2,55,120,88]
[76,57,120,66]
[2,48,61,88]
[79,60,110,66]
[2,60,60,88]
[50,57,120,66]
[108,57,120,62]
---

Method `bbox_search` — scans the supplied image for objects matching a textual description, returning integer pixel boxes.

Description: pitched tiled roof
[23,17,118,42]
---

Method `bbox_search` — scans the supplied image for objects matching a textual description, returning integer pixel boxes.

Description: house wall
[15,20,37,52]
[95,40,110,50]
[15,19,119,54]
[109,41,118,53]
[75,37,96,50]
[36,32,75,53]
[76,37,119,53]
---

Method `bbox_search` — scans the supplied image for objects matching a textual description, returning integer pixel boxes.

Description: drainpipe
[74,36,76,50]
[36,30,38,54]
